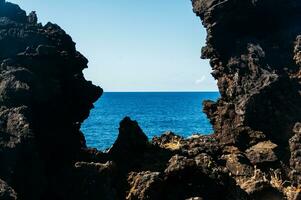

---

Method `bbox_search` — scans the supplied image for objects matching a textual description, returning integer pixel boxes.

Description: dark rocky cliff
[1,0,301,200]
[0,1,102,199]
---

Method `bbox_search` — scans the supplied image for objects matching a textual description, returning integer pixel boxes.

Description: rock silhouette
[0,1,102,199]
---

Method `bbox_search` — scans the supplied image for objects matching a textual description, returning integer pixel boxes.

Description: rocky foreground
[1,0,301,200]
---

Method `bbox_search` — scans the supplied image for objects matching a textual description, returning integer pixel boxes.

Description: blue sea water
[81,92,220,150]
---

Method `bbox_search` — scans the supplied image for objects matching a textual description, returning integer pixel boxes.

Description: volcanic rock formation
[195,0,301,191]
[0,1,102,199]
[1,0,301,200]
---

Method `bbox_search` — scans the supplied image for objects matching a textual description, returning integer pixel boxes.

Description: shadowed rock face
[192,0,301,198]
[193,0,301,146]
[0,1,102,199]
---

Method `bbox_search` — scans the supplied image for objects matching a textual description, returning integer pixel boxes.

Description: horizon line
[102,90,220,93]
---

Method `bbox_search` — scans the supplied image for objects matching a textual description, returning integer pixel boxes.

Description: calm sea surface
[81,92,220,150]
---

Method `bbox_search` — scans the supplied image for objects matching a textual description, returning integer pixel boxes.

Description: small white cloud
[195,75,206,85]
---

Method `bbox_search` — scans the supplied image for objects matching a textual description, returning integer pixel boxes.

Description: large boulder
[108,117,149,166]
[245,141,279,167]
[127,171,163,200]
[73,161,117,200]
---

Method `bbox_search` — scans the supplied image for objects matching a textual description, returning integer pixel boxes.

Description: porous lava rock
[0,1,102,199]
[191,0,301,198]
[193,0,301,149]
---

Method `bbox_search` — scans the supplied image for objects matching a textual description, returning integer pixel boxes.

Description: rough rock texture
[0,1,102,199]
[112,0,301,199]
[2,0,301,200]
[191,0,301,198]
[0,179,17,200]
[195,0,301,148]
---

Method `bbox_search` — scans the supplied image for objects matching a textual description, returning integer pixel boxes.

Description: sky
[9,0,218,92]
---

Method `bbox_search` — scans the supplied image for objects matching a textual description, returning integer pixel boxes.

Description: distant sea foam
[81,92,220,150]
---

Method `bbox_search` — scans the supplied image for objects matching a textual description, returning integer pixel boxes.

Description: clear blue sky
[10,0,217,92]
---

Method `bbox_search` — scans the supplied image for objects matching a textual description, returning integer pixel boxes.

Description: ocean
[81,92,220,150]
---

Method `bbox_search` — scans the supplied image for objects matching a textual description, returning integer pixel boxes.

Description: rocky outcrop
[195,0,301,147]
[192,0,301,198]
[108,117,149,167]
[0,1,102,199]
[1,0,301,199]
